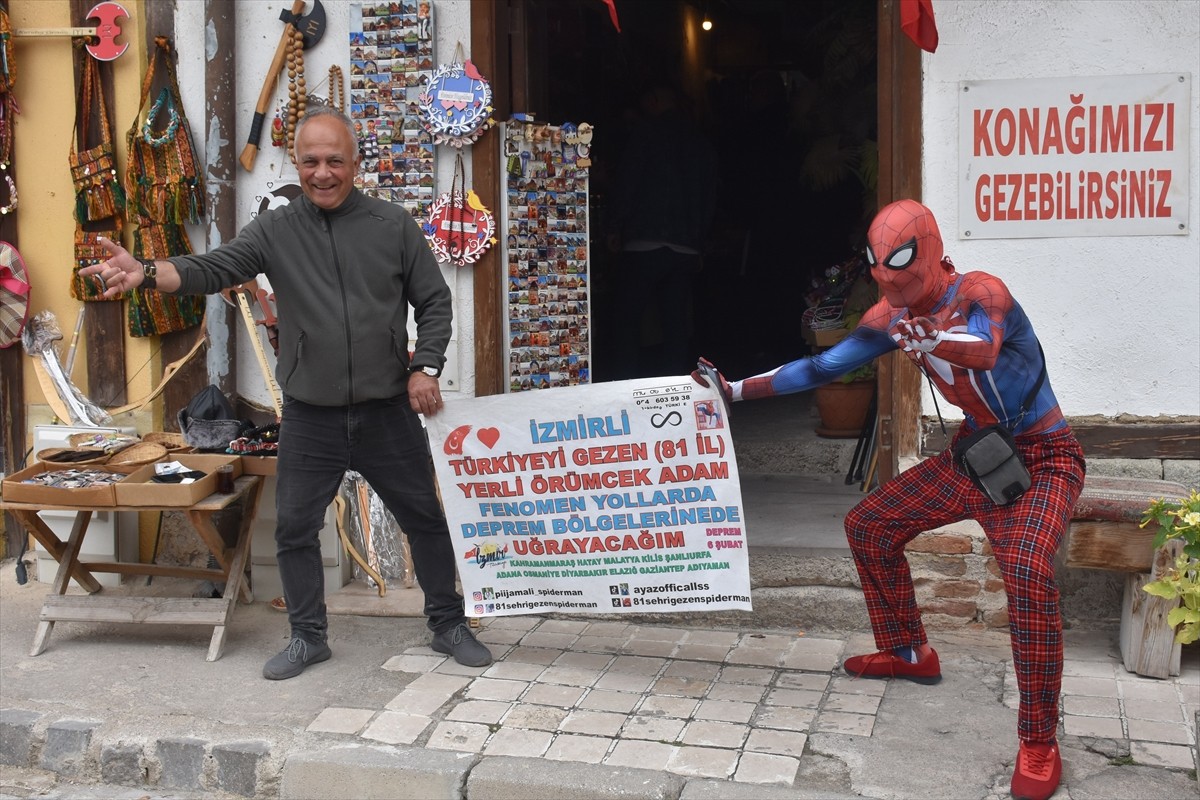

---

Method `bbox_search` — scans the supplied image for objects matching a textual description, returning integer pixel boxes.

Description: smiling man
[81,105,492,680]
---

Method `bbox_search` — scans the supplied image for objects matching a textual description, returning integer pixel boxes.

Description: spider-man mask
[865,200,950,314]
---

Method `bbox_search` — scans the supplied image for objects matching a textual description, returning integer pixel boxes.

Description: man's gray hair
[294,104,360,157]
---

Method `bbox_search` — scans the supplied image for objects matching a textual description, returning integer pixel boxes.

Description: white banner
[426,377,751,617]
[959,72,1190,238]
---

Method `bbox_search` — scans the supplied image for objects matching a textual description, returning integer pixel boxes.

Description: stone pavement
[1,561,1197,799]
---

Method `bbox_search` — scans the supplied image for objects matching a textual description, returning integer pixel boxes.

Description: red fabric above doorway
[600,0,621,33]
[900,0,939,53]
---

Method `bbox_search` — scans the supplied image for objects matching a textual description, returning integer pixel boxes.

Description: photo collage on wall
[348,1,436,221]
[502,120,593,392]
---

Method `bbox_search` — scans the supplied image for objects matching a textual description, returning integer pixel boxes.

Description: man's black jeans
[274,394,465,643]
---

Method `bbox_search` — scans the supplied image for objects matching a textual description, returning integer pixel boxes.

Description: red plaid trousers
[845,426,1085,743]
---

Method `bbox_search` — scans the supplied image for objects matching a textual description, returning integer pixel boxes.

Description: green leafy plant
[1140,489,1200,644]
[838,363,876,384]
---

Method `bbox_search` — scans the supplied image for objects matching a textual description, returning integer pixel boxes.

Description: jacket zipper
[323,209,356,405]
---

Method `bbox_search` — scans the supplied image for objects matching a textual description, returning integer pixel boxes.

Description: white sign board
[959,73,1190,238]
[426,377,751,617]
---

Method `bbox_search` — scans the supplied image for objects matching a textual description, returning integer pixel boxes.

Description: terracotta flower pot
[814,379,875,438]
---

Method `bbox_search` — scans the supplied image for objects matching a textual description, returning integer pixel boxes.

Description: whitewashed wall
[174,0,476,409]
[923,0,1200,419]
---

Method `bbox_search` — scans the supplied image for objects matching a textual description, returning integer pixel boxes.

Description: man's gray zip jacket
[170,188,452,407]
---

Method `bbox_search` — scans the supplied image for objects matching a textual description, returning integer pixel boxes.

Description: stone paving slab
[301,617,1199,792]
[3,560,1198,799]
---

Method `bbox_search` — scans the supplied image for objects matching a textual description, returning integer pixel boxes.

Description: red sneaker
[843,647,942,684]
[1011,741,1061,800]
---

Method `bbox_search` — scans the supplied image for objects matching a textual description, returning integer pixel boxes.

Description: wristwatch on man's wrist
[139,259,158,290]
[410,364,441,378]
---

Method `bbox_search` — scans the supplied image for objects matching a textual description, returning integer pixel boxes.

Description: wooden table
[0,475,262,662]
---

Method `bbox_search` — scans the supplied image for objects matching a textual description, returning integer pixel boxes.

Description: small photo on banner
[349,1,436,221]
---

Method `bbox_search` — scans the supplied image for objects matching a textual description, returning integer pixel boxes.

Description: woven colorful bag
[126,219,204,337]
[70,227,124,302]
[69,46,125,226]
[125,37,204,227]
[123,37,206,337]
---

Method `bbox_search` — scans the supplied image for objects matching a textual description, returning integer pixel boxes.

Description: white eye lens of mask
[865,247,876,266]
[885,242,916,270]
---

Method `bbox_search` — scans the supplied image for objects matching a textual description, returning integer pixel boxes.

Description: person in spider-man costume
[695,200,1085,800]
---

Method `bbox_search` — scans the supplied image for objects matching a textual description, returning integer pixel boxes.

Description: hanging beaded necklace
[327,65,345,114]
[141,87,182,147]
[0,113,16,216]
[285,25,307,159]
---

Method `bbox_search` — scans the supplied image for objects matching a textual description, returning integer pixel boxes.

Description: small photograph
[694,399,724,431]
[417,1,432,41]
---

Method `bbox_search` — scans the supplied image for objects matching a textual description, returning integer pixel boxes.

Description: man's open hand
[75,236,143,299]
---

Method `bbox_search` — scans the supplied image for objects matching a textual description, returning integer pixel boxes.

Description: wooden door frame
[875,0,924,482]
[469,0,509,397]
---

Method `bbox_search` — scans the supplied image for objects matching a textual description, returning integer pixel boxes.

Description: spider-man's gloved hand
[890,316,945,357]
[691,357,733,404]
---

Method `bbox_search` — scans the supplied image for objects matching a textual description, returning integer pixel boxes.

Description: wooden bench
[1065,475,1190,679]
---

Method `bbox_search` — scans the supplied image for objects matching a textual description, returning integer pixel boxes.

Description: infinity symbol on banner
[651,411,683,428]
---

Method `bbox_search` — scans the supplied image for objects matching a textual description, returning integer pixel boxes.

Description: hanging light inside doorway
[700,0,713,31]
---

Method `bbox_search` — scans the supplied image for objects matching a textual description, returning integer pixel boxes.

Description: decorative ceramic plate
[417,59,494,147]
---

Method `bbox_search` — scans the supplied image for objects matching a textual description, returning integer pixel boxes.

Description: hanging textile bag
[69,45,125,225]
[126,37,204,227]
[70,227,124,301]
[125,220,205,337]
[123,37,206,337]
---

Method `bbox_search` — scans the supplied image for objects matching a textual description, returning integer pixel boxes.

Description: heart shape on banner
[477,428,500,449]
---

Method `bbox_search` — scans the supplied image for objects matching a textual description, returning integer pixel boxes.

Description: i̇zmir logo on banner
[426,377,752,617]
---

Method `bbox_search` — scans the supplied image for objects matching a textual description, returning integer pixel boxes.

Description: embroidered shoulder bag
[123,37,206,337]
[69,44,125,225]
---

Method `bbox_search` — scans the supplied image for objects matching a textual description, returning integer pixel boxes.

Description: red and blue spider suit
[696,200,1085,800]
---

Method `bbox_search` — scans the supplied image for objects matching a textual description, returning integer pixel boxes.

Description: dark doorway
[519,0,878,382]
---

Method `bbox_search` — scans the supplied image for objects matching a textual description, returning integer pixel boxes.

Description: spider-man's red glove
[692,357,733,404]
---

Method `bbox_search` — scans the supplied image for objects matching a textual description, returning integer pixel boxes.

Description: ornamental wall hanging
[417,45,493,148]
[422,153,495,266]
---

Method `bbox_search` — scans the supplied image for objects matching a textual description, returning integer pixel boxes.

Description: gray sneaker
[431,623,493,667]
[263,637,332,680]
